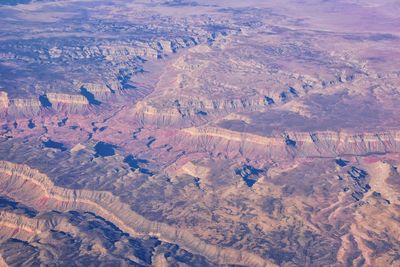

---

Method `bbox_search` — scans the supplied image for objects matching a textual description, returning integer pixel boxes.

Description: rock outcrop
[0,92,8,110]
[7,99,41,117]
[133,95,273,127]
[0,211,77,241]
[46,93,90,112]
[180,127,400,160]
[0,161,275,267]
[74,82,114,100]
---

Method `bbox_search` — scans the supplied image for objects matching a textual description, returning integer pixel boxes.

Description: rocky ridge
[179,127,400,159]
[0,160,274,267]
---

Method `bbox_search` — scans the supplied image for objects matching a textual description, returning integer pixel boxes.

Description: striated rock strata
[0,161,275,267]
[180,127,400,159]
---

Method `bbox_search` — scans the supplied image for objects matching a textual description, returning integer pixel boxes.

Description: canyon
[0,0,399,266]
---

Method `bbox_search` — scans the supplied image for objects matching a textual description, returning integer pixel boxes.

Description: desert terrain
[0,0,399,266]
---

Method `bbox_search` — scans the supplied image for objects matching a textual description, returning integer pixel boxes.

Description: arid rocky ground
[0,0,399,266]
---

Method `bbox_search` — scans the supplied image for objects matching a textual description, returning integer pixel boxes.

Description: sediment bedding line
[182,127,400,157]
[0,221,41,236]
[183,127,280,145]
[0,161,274,267]
[0,211,74,240]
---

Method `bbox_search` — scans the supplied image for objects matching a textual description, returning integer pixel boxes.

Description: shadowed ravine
[0,161,274,267]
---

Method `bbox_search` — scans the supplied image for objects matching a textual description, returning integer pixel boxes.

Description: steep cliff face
[133,95,271,126]
[46,93,90,112]
[0,161,274,267]
[0,211,74,241]
[129,76,370,129]
[0,36,206,65]
[96,37,202,62]
[179,127,400,159]
[0,208,225,267]
[0,91,8,110]
[1,93,92,117]
[7,99,41,117]
[74,82,114,100]
[46,93,88,105]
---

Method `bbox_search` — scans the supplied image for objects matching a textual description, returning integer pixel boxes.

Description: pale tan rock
[0,161,275,267]
[0,92,8,109]
[46,93,89,105]
[8,98,41,116]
